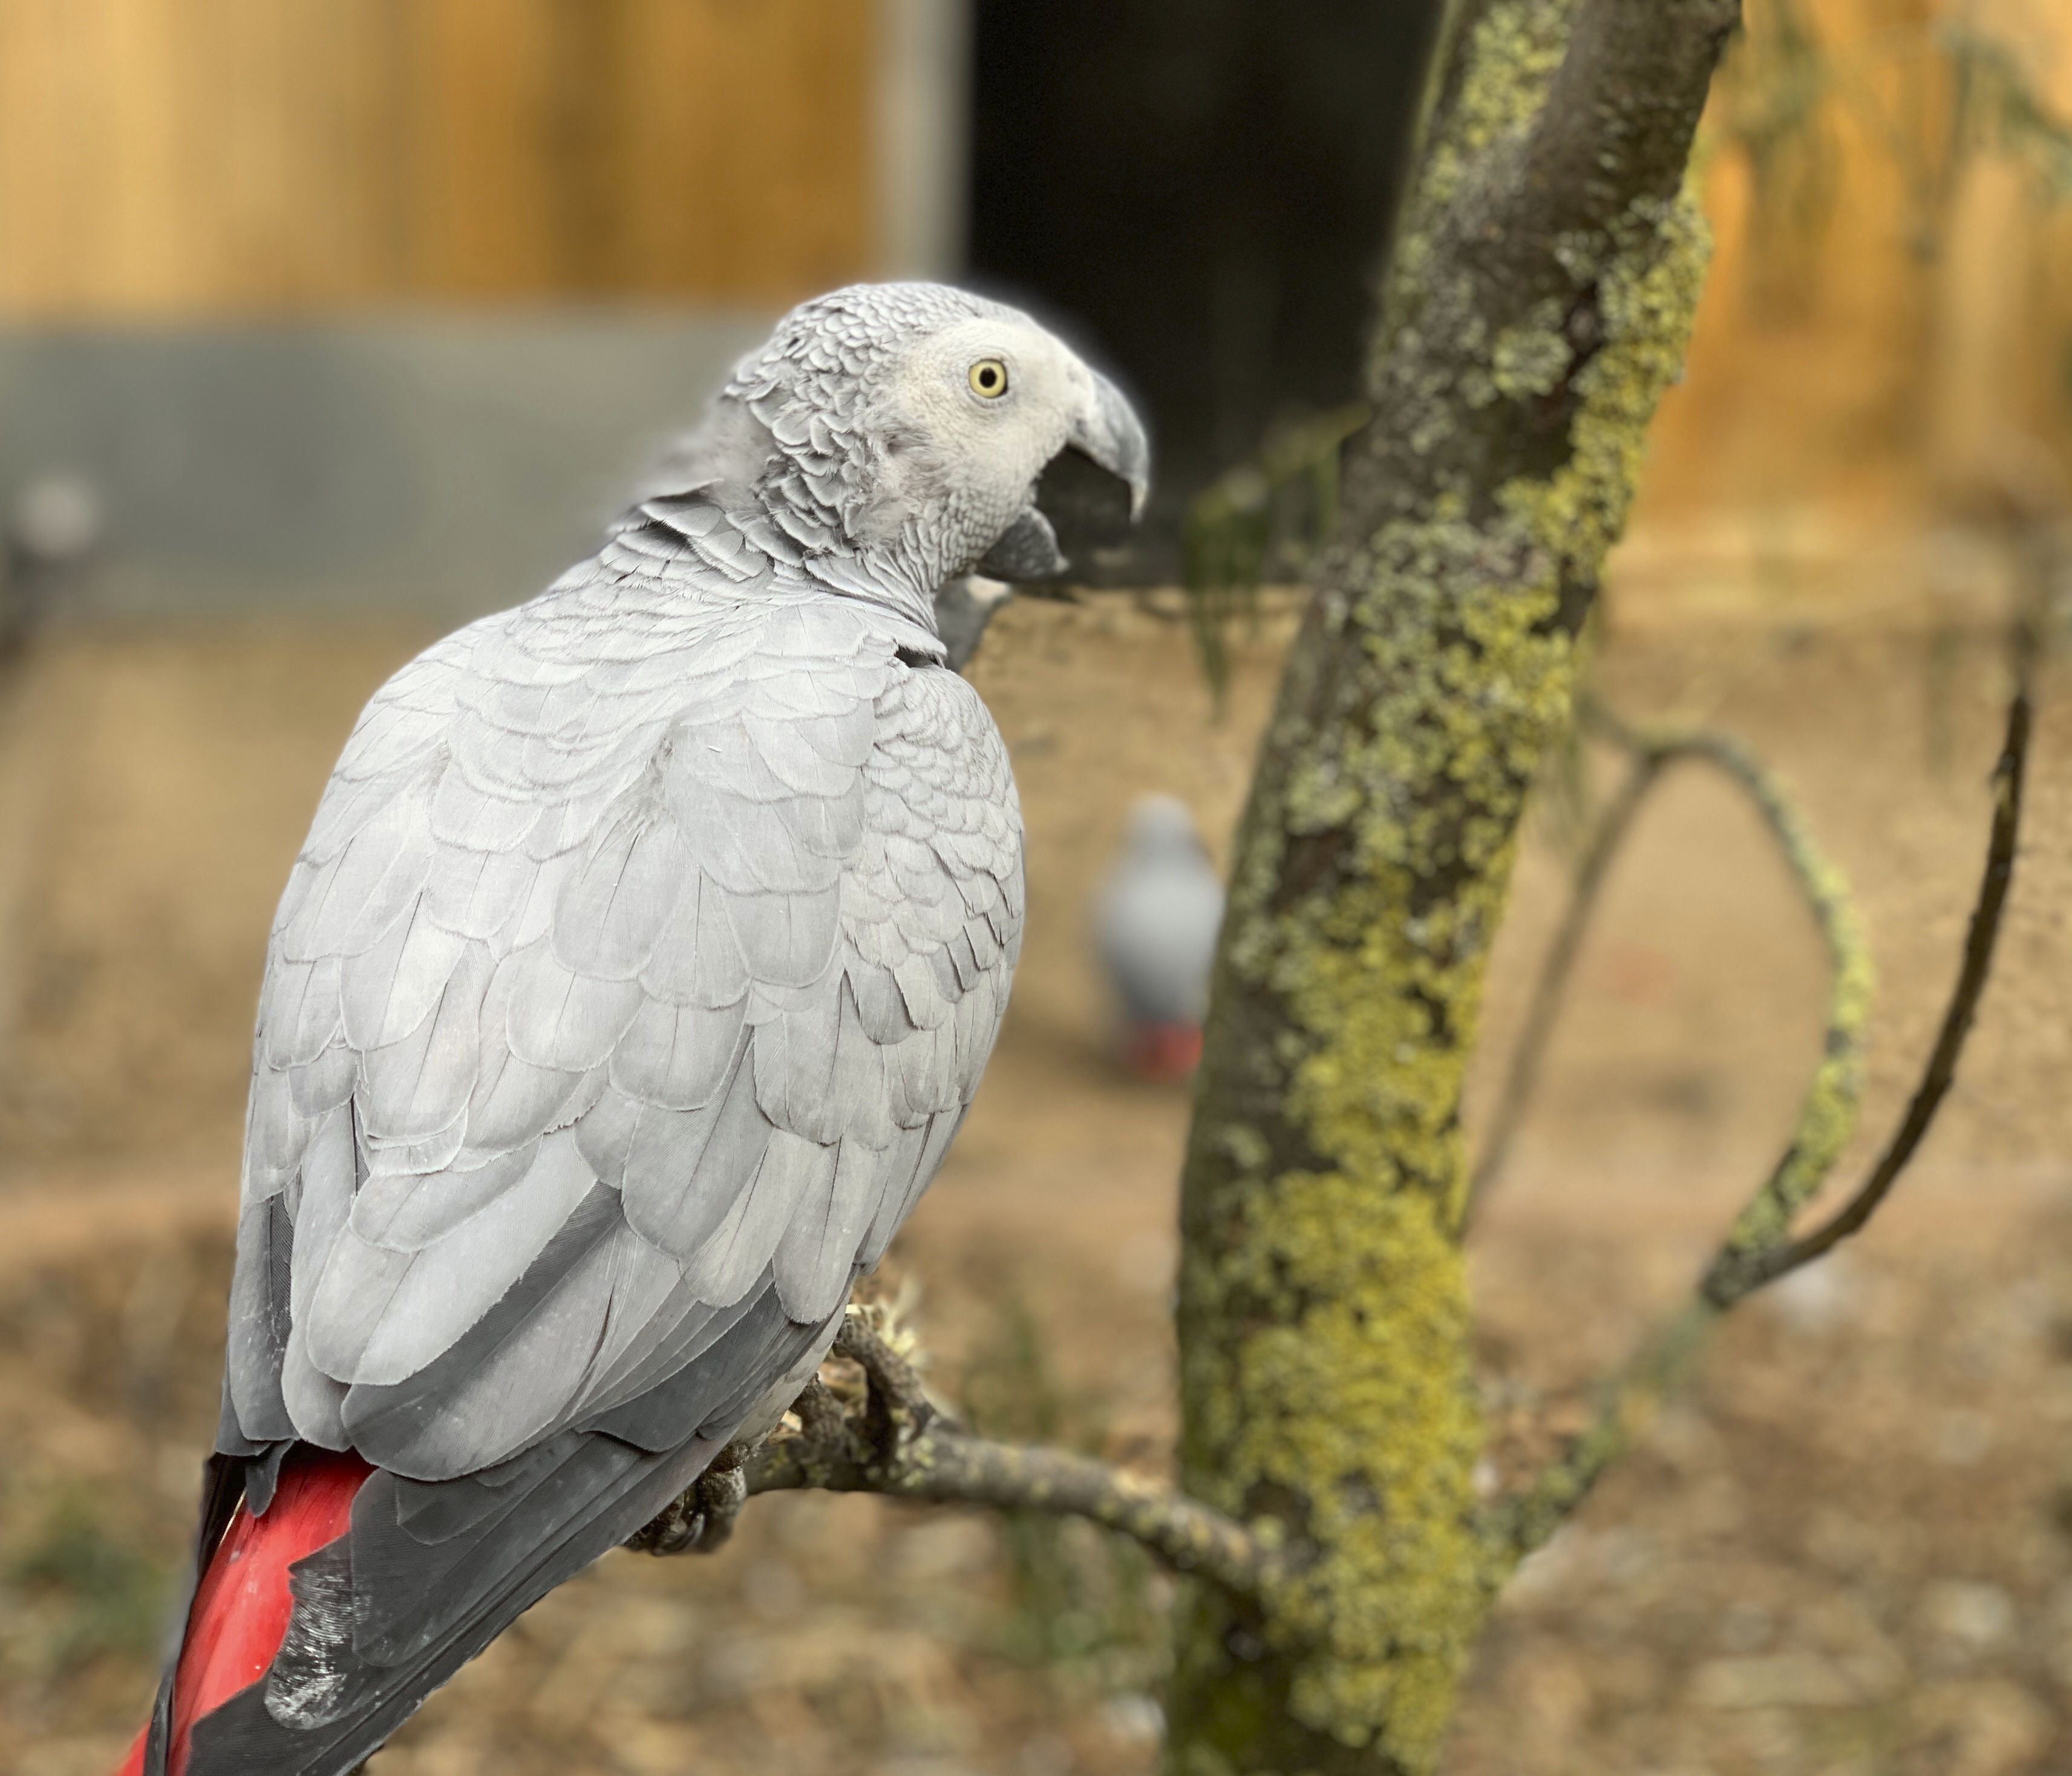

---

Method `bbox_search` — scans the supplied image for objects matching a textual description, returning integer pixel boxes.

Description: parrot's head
[701,283,1150,615]
[1123,793,1210,861]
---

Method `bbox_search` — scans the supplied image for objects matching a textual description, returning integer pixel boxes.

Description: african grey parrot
[116,282,1148,1776]
[1092,795,1223,1079]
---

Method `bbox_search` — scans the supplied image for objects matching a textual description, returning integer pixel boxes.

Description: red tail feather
[115,1449,374,1776]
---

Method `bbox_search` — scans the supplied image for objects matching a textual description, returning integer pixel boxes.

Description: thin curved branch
[1471,701,1873,1228]
[1592,706,1877,1283]
[636,1315,1284,1602]
[1485,1298,1717,1556]
[1494,650,2032,1556]
[1485,704,1867,1553]
[1705,644,2034,1300]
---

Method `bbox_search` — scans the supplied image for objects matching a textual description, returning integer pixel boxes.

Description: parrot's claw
[627,1442,751,1556]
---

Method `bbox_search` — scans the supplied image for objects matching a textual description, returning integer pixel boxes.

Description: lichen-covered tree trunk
[1170,2,1739,1771]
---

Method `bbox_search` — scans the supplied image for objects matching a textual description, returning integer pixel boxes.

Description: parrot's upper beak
[1070,370,1152,522]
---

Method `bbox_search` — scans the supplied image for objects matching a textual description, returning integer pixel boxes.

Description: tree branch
[1596,706,1876,1279]
[1494,644,2033,1555]
[1704,638,2034,1300]
[1471,700,1874,1224]
[1486,1297,1717,1556]
[1171,3,1742,1759]
[633,1315,1285,1602]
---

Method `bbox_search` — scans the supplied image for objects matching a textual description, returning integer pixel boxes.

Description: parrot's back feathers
[222,577,1015,1487]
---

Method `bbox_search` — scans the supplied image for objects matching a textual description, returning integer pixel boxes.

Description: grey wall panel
[0,312,773,621]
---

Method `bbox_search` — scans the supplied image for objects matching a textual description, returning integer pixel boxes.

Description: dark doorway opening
[967,0,1445,578]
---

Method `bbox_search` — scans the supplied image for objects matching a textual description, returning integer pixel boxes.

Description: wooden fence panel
[0,0,875,317]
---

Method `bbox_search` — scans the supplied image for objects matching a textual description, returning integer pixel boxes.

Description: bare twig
[1470,702,1872,1228]
[1596,707,1876,1277]
[1495,646,2031,1556]
[1485,1298,1717,1556]
[639,1314,1284,1601]
[1704,638,2034,1301]
[1182,403,1371,703]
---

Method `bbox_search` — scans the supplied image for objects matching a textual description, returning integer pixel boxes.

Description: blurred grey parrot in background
[117,282,1147,1776]
[1092,795,1224,1080]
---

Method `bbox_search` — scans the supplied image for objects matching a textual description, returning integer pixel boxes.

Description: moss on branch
[1170,2,1738,1769]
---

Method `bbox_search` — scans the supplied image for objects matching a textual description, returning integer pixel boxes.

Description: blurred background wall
[965,0,1443,548]
[0,0,2064,618]
[0,0,880,310]
[0,0,955,617]
[1632,0,2072,626]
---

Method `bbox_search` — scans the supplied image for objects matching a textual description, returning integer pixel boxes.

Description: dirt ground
[1,583,2070,1776]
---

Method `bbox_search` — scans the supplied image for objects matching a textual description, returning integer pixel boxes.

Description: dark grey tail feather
[168,1278,831,1775]
[181,1427,721,1776]
[350,1432,645,1665]
[266,1539,358,1726]
[350,1282,820,1667]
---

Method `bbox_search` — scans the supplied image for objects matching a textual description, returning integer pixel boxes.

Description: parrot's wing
[226,569,1021,1486]
[191,555,1021,1773]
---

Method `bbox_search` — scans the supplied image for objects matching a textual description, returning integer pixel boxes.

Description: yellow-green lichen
[1172,15,1724,1775]
[1380,0,1576,450]
[1218,572,1570,1769]
[1490,303,1574,401]
[1224,1180,1485,1757]
[1498,192,1716,582]
[1177,180,1716,1776]
[1416,0,1574,227]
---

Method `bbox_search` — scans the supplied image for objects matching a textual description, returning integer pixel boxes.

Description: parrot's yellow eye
[968,359,1009,399]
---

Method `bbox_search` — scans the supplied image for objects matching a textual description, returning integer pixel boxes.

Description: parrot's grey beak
[1070,371,1151,522]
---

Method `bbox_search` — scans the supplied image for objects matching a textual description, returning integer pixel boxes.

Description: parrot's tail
[115,1448,375,1776]
[111,1421,724,1776]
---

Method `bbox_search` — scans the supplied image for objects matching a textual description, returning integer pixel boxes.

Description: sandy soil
[0,590,2068,1776]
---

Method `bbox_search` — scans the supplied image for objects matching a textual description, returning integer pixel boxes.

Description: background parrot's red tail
[114,1449,374,1776]
[1122,1020,1203,1081]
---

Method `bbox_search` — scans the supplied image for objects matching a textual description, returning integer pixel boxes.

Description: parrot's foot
[626,1443,750,1556]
